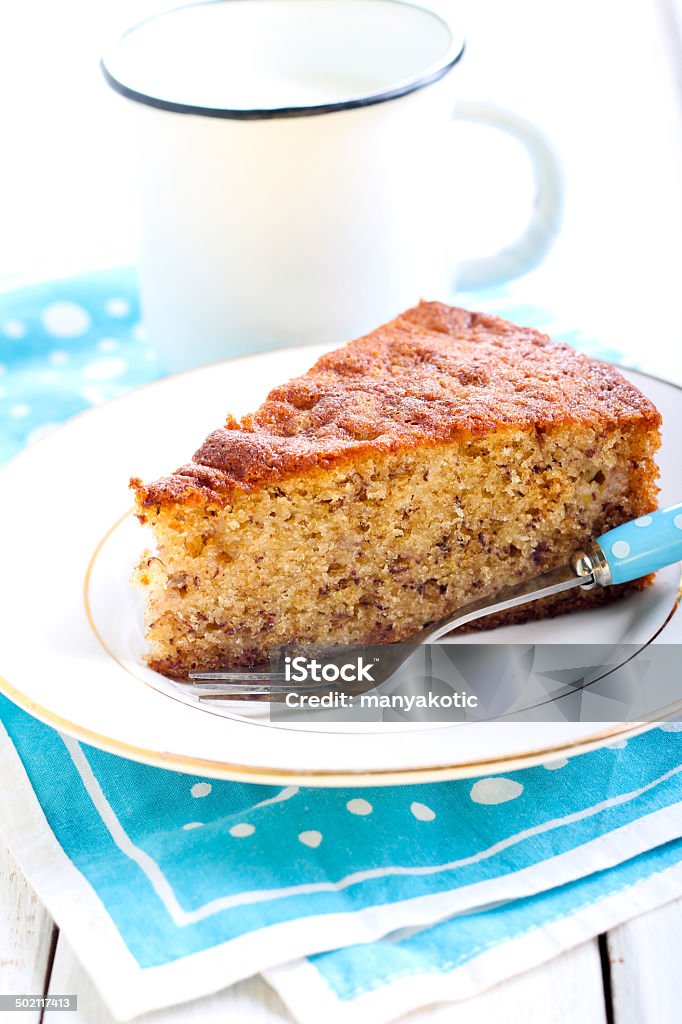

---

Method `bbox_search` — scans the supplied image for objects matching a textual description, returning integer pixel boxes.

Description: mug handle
[453,99,564,291]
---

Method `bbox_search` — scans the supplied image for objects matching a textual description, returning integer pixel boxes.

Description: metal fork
[188,504,682,700]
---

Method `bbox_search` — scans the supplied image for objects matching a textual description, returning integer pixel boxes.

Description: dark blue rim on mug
[101,0,466,120]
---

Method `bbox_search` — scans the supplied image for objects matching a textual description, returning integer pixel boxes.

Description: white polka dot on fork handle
[674,514,682,531]
[611,540,630,559]
[634,516,652,527]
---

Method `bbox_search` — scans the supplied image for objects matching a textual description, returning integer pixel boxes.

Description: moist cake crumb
[131,301,661,678]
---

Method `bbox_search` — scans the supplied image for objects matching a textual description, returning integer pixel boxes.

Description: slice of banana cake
[131,301,661,678]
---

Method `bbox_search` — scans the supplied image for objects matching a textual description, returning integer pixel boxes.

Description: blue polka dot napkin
[0,269,681,1022]
[0,268,161,463]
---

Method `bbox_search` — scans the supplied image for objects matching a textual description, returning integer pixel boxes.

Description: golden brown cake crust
[133,301,661,509]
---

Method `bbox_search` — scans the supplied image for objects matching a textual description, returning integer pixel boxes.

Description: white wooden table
[2,839,681,1024]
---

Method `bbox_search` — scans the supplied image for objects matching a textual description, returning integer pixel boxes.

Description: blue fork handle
[595,504,682,585]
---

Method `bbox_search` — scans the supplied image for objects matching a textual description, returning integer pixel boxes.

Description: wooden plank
[0,840,57,1022]
[406,940,607,1024]
[44,933,295,1024]
[607,898,682,1024]
[44,928,606,1024]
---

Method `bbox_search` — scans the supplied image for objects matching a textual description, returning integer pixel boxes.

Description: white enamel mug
[103,0,563,372]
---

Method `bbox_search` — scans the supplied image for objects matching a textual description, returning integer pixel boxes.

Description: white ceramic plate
[1,349,680,784]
